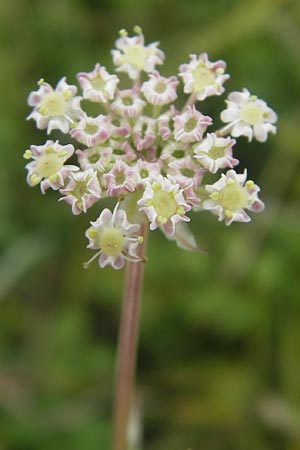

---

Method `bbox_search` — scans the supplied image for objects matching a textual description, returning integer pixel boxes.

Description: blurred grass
[0,0,300,449]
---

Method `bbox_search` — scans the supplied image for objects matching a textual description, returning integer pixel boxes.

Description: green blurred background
[1,0,300,449]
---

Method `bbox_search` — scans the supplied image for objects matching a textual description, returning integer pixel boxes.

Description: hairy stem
[111,224,148,450]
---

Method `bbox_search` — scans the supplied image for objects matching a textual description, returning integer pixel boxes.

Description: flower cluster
[24,26,277,269]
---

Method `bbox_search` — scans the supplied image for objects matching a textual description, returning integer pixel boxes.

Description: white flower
[111,26,165,80]
[24,140,78,193]
[194,133,238,173]
[137,175,191,236]
[77,63,119,103]
[220,89,277,142]
[59,168,101,215]
[70,114,113,146]
[203,169,264,225]
[173,105,212,143]
[179,53,229,101]
[141,71,178,105]
[27,78,82,133]
[85,203,143,269]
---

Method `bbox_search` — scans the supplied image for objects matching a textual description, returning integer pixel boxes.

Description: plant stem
[111,224,148,450]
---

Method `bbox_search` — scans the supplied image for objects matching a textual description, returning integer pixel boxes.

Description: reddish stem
[111,224,147,450]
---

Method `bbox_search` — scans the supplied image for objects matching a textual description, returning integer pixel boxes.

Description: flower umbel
[24,26,277,269]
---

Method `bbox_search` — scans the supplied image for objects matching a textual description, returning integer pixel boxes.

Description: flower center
[219,184,248,210]
[40,92,66,116]
[240,103,263,125]
[184,118,197,132]
[84,124,99,135]
[73,181,87,199]
[208,145,225,159]
[88,153,100,163]
[36,153,63,178]
[99,227,124,257]
[192,66,215,92]
[155,82,167,93]
[122,96,133,106]
[172,150,185,158]
[115,171,126,185]
[90,75,106,90]
[180,168,194,178]
[152,189,178,219]
[123,44,148,69]
[140,169,149,179]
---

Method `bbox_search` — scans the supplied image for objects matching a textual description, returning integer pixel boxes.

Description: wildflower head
[24,28,276,269]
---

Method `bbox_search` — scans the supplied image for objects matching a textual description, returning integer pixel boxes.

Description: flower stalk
[112,224,147,450]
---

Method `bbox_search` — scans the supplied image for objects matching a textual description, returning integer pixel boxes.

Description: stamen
[23,149,32,160]
[83,250,102,269]
[111,202,121,224]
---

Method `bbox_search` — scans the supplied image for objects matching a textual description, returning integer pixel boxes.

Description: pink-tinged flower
[203,169,264,225]
[156,106,178,141]
[59,168,101,215]
[220,89,277,142]
[70,114,113,146]
[168,155,204,188]
[173,105,212,143]
[137,175,191,236]
[76,145,112,172]
[132,117,156,151]
[168,156,203,208]
[179,53,229,101]
[141,71,179,105]
[111,117,131,139]
[27,78,82,134]
[77,63,119,103]
[111,88,146,118]
[194,133,238,173]
[136,160,161,187]
[24,140,78,193]
[109,139,137,164]
[104,160,137,197]
[85,203,143,269]
[111,26,165,80]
